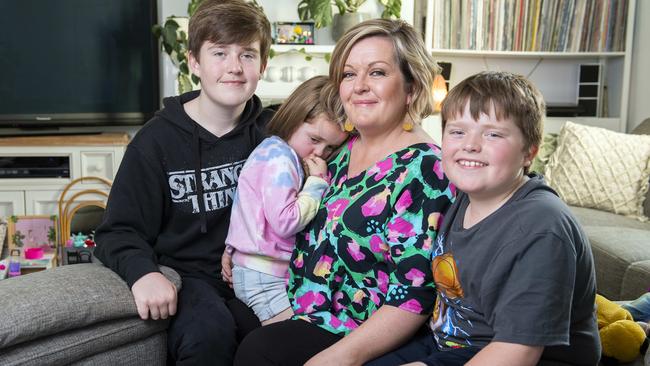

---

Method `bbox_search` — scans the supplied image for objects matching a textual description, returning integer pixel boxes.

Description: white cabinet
[0,134,128,217]
[0,191,24,218]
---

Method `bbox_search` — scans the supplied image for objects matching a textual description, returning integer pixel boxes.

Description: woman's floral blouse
[288,136,455,336]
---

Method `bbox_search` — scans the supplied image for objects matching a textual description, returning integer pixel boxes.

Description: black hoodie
[94,91,273,289]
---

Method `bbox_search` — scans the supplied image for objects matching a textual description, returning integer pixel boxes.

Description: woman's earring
[403,120,413,132]
[344,119,355,132]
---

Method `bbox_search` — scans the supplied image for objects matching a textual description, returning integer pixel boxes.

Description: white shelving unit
[0,134,128,218]
[418,0,637,133]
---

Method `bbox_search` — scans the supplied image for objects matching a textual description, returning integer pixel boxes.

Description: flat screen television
[0,0,159,128]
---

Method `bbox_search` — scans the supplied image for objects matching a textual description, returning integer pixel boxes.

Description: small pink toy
[24,247,44,260]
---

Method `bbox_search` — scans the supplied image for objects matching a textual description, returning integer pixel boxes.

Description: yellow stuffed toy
[596,294,649,364]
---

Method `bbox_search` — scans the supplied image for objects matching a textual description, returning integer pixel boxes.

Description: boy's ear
[525,144,540,165]
[188,51,200,77]
[259,61,267,78]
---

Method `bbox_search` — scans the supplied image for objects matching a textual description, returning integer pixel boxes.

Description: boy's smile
[442,103,534,205]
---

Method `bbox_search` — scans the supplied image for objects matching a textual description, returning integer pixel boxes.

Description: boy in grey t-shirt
[367,72,600,366]
[433,71,600,365]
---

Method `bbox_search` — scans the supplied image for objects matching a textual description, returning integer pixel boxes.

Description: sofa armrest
[0,263,181,350]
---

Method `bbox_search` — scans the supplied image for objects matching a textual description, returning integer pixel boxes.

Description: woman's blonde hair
[266,75,343,140]
[327,19,440,124]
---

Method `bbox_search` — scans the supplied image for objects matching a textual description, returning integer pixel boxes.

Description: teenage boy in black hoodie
[94,1,273,364]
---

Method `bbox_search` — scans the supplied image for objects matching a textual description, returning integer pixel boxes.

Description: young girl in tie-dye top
[223,76,348,325]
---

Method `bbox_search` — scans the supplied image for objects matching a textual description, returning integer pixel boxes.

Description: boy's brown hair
[266,76,343,141]
[441,71,546,154]
[188,0,272,67]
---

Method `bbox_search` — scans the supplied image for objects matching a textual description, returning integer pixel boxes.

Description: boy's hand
[131,272,177,320]
[221,250,233,288]
[304,155,327,181]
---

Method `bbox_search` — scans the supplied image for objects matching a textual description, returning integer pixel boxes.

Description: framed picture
[8,215,58,252]
[274,22,315,45]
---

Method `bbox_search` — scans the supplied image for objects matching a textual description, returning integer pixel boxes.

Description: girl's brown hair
[266,76,343,140]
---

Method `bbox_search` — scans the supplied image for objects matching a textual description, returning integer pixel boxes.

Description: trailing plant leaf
[298,0,401,28]
[179,63,189,75]
[179,74,193,94]
[298,0,333,28]
[187,0,203,16]
[378,0,401,18]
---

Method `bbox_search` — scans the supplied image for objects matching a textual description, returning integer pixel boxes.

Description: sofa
[0,263,181,365]
[0,121,648,365]
[537,119,650,302]
[571,204,650,301]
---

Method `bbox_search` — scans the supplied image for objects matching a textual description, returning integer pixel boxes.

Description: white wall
[627,0,650,131]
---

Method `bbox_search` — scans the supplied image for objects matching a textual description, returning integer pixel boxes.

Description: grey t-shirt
[431,175,600,365]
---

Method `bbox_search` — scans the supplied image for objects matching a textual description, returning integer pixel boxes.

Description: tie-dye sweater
[288,137,455,336]
[226,136,329,278]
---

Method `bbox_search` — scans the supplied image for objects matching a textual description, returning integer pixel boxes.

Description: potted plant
[297,0,401,40]
[152,0,202,94]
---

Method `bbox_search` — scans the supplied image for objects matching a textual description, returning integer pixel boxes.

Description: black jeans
[234,319,342,365]
[366,326,480,366]
[166,277,260,366]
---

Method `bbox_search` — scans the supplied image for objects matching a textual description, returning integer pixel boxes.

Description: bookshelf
[417,0,637,133]
[176,0,635,134]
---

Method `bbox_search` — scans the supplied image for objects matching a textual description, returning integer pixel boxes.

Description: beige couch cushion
[545,122,650,221]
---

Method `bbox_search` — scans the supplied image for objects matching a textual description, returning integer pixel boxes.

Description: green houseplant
[297,0,401,31]
[152,0,200,94]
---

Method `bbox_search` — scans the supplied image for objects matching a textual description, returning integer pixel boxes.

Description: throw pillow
[545,121,650,221]
[530,133,559,175]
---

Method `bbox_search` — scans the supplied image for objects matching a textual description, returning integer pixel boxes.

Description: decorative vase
[331,12,370,41]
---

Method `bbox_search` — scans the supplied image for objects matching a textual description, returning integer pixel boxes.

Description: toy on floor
[623,292,650,323]
[596,294,649,365]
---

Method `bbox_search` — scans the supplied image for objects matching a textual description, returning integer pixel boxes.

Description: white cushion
[545,122,650,221]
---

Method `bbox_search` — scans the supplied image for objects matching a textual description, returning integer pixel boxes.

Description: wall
[627,0,650,131]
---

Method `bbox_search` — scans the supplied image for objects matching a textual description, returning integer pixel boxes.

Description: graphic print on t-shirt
[167,159,245,214]
[431,233,473,349]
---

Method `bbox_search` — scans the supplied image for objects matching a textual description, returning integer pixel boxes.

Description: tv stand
[3,131,103,138]
[0,133,129,217]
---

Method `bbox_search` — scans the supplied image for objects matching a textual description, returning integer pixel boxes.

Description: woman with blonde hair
[234,19,454,365]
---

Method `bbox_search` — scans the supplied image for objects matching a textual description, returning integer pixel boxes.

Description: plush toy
[596,294,649,364]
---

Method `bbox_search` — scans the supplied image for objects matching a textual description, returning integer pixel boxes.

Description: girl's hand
[304,155,327,181]
[221,249,234,288]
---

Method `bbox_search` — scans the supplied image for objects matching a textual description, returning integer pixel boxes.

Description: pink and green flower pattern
[288,137,454,336]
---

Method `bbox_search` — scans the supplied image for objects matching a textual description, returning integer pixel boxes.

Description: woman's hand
[221,249,233,288]
[304,155,328,181]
